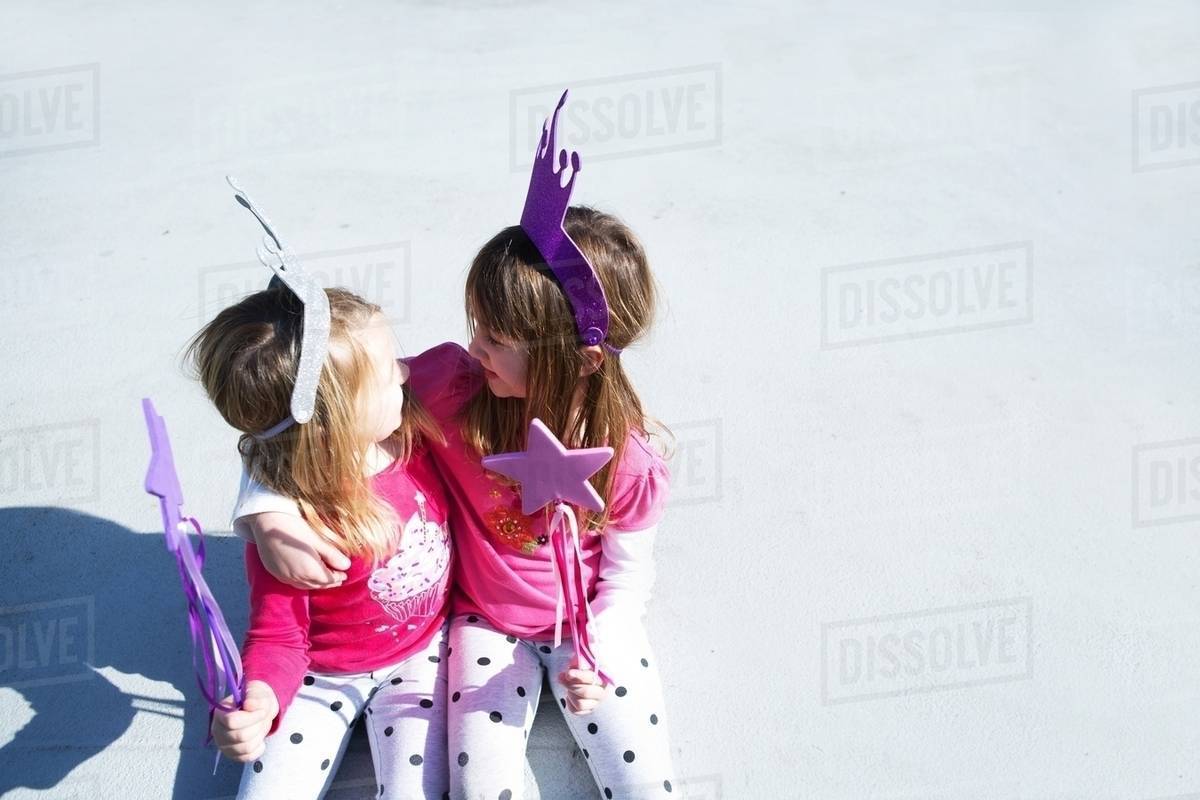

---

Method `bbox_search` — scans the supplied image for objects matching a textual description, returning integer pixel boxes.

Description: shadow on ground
[0,507,594,799]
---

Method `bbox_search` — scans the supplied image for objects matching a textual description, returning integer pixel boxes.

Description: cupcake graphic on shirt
[368,492,450,627]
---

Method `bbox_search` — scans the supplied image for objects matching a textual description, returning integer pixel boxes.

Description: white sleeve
[589,525,657,623]
[229,465,303,541]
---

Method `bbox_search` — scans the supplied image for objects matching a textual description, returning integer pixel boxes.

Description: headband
[226,176,331,439]
[519,90,620,355]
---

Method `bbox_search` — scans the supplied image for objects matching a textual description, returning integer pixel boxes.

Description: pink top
[241,448,452,734]
[402,342,668,640]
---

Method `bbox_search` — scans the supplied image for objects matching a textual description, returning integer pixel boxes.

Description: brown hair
[184,286,444,564]
[463,206,671,531]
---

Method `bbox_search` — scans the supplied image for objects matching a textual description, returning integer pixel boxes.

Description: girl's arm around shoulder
[401,341,483,419]
[232,466,350,590]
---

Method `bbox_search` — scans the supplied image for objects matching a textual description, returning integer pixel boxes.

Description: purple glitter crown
[519,90,614,351]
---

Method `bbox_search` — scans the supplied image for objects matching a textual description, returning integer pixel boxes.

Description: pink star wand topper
[482,418,614,685]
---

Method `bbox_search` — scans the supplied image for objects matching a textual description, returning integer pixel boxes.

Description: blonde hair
[463,206,671,531]
[184,286,444,564]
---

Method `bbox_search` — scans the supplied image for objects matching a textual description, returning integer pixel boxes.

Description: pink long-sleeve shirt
[240,448,452,734]
[401,342,669,640]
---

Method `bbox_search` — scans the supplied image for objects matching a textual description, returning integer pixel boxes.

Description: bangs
[464,226,561,343]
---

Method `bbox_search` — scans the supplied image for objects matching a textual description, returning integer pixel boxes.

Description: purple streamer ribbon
[142,398,245,773]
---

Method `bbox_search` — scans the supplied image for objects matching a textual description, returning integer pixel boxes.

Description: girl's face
[354,313,410,443]
[467,320,528,398]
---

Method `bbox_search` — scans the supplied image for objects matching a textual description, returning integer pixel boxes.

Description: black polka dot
[477,656,491,666]
[582,748,590,759]
[428,655,441,663]
[615,686,627,697]
[447,646,453,656]
[587,722,598,734]
[289,732,303,744]
[604,789,613,799]
[320,758,330,770]
[559,697,566,709]
[379,785,384,796]
[467,615,479,622]
[384,726,394,736]
[641,658,649,668]
[664,779,673,792]
[330,701,343,711]
[458,751,469,767]
[253,760,263,773]
[506,635,517,643]
[499,791,513,800]
[419,698,434,709]
[451,691,461,702]
[650,713,659,725]
[516,686,526,697]
[409,754,423,766]
[303,675,316,685]
[489,711,503,723]
[539,645,552,654]
[391,677,404,685]
[623,750,636,763]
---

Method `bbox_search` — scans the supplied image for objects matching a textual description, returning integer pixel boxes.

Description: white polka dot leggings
[236,621,449,800]
[447,613,677,800]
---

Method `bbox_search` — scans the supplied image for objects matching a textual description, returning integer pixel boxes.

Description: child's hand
[247,512,350,590]
[211,680,278,763]
[558,659,607,715]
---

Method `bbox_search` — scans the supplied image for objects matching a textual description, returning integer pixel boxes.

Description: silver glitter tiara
[226,176,331,439]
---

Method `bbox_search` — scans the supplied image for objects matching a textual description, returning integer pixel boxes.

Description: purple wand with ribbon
[142,397,245,773]
[482,418,614,685]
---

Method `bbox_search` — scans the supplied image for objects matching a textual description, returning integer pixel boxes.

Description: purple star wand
[142,398,244,773]
[482,418,614,684]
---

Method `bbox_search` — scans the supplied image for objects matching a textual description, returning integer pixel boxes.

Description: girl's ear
[578,345,604,378]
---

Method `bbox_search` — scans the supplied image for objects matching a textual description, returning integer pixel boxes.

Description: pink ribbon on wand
[142,398,244,773]
[548,502,612,685]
